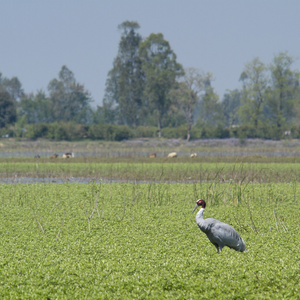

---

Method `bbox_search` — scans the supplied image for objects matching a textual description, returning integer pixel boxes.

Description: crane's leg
[214,245,220,253]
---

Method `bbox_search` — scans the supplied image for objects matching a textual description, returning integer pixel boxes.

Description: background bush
[3,121,298,141]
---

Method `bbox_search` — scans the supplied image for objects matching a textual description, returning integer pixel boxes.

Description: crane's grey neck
[196,207,205,219]
[196,208,207,232]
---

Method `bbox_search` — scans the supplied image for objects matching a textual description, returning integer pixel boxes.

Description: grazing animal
[62,152,73,158]
[192,199,246,253]
[150,153,157,158]
[50,153,58,159]
[190,153,197,158]
[167,152,177,158]
[34,154,40,159]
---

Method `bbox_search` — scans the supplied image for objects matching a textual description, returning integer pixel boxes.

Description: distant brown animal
[150,153,156,158]
[62,153,73,159]
[190,153,197,158]
[50,153,58,159]
[34,154,40,159]
[167,152,177,158]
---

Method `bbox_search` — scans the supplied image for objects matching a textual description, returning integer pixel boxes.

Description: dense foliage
[2,122,300,141]
[1,21,300,140]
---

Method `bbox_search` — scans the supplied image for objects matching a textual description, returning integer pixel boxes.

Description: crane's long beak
[191,204,198,213]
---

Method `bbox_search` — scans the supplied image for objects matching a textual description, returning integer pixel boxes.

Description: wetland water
[0,177,93,184]
[0,177,203,184]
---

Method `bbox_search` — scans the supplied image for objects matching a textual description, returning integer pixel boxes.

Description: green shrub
[162,126,187,139]
[291,125,300,138]
[88,124,106,140]
[111,125,133,141]
[190,127,202,139]
[236,124,257,139]
[60,122,88,140]
[190,125,229,139]
[88,124,133,141]
[25,123,48,140]
[134,126,158,138]
[213,124,230,138]
[46,123,67,140]
[232,123,284,140]
[6,121,300,141]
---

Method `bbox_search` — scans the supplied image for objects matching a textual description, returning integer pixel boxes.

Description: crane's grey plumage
[192,199,246,253]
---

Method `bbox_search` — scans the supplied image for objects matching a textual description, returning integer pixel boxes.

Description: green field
[0,139,299,299]
[0,180,299,299]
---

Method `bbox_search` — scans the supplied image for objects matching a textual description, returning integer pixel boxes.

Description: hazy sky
[1,0,300,107]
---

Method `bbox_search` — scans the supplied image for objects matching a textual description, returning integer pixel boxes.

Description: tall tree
[170,68,210,141]
[102,67,119,124]
[139,33,183,137]
[222,89,241,127]
[0,86,17,127]
[197,81,222,127]
[103,21,144,127]
[239,57,268,129]
[48,65,93,124]
[294,86,300,127]
[267,52,300,129]
[1,76,24,102]
[0,73,21,128]
[18,91,52,123]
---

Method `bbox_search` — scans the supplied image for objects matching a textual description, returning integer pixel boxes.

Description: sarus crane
[192,199,246,253]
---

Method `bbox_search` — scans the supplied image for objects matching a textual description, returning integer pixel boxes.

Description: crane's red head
[196,199,206,208]
[192,199,206,213]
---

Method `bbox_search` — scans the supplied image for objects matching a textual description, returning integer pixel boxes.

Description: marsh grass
[0,160,299,183]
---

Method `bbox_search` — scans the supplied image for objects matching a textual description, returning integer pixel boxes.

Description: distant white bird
[167,152,177,158]
[192,199,246,253]
[62,152,73,158]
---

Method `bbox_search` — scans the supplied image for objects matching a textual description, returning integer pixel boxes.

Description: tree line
[1,20,300,141]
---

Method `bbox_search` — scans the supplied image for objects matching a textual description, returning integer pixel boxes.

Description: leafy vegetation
[0,181,299,299]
